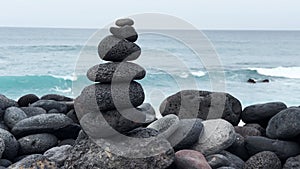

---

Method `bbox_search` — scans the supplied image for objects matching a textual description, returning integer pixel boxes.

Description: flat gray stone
[21,107,46,117]
[110,25,138,42]
[43,145,72,167]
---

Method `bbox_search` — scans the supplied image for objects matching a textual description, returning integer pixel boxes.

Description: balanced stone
[241,102,286,125]
[245,136,300,160]
[168,118,203,150]
[0,128,19,160]
[17,94,39,107]
[110,26,138,42]
[266,107,300,139]
[174,150,211,169]
[4,107,27,128]
[18,133,58,155]
[116,18,134,27]
[147,114,180,138]
[11,114,74,137]
[98,35,141,61]
[160,90,242,126]
[75,81,144,113]
[87,62,146,83]
[192,119,236,156]
[243,151,281,169]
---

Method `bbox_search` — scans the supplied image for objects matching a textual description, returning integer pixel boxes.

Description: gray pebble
[4,107,27,128]
[0,128,19,160]
[115,18,134,27]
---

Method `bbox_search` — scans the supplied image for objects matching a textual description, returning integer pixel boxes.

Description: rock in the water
[116,18,134,27]
[234,126,261,137]
[206,154,230,169]
[110,26,138,42]
[160,90,242,126]
[64,135,174,169]
[174,150,211,169]
[0,159,12,167]
[266,107,300,139]
[4,107,27,128]
[283,155,300,169]
[243,151,281,169]
[98,35,141,61]
[0,128,19,160]
[0,94,18,110]
[245,136,300,160]
[8,154,57,169]
[147,114,180,138]
[17,94,39,107]
[43,145,72,167]
[75,81,144,114]
[126,128,159,138]
[0,138,5,159]
[241,102,287,125]
[87,62,145,83]
[226,133,249,160]
[30,100,68,113]
[192,119,236,156]
[18,133,58,155]
[168,118,203,150]
[219,151,245,169]
[11,114,74,137]
[21,107,46,117]
[41,94,73,101]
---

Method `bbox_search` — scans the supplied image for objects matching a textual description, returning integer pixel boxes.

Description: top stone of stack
[98,18,140,62]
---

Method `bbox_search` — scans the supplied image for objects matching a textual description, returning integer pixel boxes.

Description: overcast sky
[0,0,299,30]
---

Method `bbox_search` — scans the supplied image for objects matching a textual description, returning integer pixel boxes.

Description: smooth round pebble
[98,35,141,62]
[21,107,46,117]
[267,107,300,139]
[0,128,19,160]
[115,18,134,27]
[283,155,300,169]
[17,94,39,107]
[192,119,236,156]
[4,107,27,128]
[87,62,145,83]
[175,150,211,169]
[44,145,72,167]
[147,114,180,138]
[168,118,203,150]
[243,151,281,169]
[206,154,230,169]
[110,25,138,42]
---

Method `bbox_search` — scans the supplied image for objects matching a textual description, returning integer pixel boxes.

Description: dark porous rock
[17,94,39,107]
[75,81,144,117]
[147,114,180,139]
[53,123,81,140]
[30,100,68,114]
[206,154,230,169]
[8,154,57,169]
[110,26,138,42]
[0,129,19,160]
[0,94,18,110]
[66,109,79,124]
[245,136,300,160]
[80,104,153,138]
[126,128,159,138]
[244,123,266,136]
[160,90,242,126]
[283,155,300,169]
[21,107,46,117]
[43,145,72,167]
[64,135,174,169]
[41,94,73,101]
[11,114,74,137]
[87,62,145,83]
[174,150,211,169]
[116,18,134,27]
[18,133,58,155]
[226,133,249,160]
[243,151,281,169]
[0,159,12,167]
[234,126,261,137]
[4,107,27,128]
[168,118,203,151]
[98,35,141,62]
[219,151,244,169]
[241,102,287,126]
[267,107,300,139]
[0,138,4,158]
[58,139,75,146]
[191,119,236,156]
[0,121,9,131]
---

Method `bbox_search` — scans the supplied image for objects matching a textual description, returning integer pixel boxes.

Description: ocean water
[0,27,299,110]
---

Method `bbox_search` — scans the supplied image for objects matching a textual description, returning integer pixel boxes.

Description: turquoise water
[0,28,299,108]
